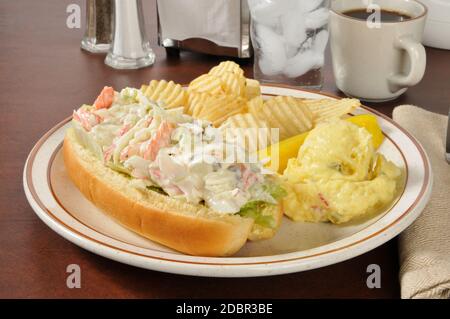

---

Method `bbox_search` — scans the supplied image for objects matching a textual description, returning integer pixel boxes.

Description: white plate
[23,85,432,277]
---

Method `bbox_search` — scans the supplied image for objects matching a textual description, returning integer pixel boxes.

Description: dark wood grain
[0,0,449,299]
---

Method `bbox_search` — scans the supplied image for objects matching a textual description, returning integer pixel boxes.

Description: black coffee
[343,8,412,22]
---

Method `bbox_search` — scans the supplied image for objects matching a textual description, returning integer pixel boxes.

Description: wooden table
[1,0,449,298]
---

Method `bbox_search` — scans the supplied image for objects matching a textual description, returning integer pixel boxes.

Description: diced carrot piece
[143,121,175,161]
[94,86,114,109]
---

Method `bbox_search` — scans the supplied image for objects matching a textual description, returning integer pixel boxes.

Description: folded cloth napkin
[393,105,450,299]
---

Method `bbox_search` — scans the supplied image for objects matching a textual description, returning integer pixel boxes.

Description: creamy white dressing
[72,87,276,214]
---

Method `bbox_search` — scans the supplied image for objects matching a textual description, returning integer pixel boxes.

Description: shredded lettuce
[79,104,95,112]
[106,162,131,176]
[238,183,286,228]
[119,87,139,104]
[263,183,287,200]
[146,185,168,195]
[238,201,275,228]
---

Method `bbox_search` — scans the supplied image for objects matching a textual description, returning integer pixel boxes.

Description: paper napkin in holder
[157,0,246,49]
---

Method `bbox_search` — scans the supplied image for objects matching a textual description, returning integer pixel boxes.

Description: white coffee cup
[330,0,427,102]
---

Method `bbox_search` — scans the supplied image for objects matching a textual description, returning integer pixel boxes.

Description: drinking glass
[248,0,330,89]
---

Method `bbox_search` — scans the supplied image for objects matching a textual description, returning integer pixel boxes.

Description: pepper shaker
[81,0,113,53]
[105,0,155,69]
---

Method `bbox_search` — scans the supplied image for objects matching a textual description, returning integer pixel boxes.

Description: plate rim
[23,85,433,276]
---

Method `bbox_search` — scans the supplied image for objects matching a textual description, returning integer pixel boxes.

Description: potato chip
[187,93,247,126]
[142,80,188,109]
[220,113,274,152]
[201,96,247,127]
[250,96,314,140]
[145,80,159,95]
[142,62,359,137]
[140,84,148,92]
[245,79,261,100]
[186,92,210,117]
[208,61,244,78]
[218,72,246,97]
[188,74,225,95]
[185,92,199,115]
[221,112,268,130]
[247,96,264,113]
[303,98,360,123]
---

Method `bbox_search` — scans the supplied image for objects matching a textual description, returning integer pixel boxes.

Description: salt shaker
[105,0,155,69]
[81,0,113,53]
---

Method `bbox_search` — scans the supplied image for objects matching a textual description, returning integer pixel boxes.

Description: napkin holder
[156,0,251,58]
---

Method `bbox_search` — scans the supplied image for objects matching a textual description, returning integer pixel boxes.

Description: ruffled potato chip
[220,113,274,152]
[245,79,261,100]
[303,98,360,124]
[188,74,225,96]
[186,92,247,127]
[249,96,314,140]
[217,72,246,97]
[141,80,187,110]
[208,61,244,77]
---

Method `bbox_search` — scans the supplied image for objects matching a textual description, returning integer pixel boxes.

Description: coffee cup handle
[388,35,426,88]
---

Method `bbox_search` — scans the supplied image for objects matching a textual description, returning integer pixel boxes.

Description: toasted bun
[63,128,280,256]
